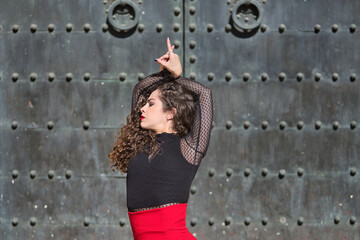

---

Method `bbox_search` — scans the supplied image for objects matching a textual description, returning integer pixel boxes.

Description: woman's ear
[166,108,177,120]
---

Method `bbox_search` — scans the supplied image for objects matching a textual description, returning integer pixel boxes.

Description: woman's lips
[141,116,145,120]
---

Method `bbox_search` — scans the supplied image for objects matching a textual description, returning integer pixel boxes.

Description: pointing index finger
[167,37,172,53]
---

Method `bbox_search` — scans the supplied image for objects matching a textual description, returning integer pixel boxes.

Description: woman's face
[140,89,173,133]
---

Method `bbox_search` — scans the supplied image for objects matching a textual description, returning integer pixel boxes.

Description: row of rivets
[5,215,356,227]
[224,121,357,130]
[11,170,73,179]
[206,167,357,178]
[11,121,91,130]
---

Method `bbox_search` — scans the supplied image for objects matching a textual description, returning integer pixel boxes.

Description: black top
[126,69,213,210]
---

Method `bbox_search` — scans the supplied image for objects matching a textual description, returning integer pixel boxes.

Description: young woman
[108,38,213,240]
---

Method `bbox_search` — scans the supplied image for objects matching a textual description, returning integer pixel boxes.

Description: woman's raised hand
[155,37,182,78]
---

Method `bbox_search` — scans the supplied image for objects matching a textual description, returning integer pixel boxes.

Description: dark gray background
[0,0,359,239]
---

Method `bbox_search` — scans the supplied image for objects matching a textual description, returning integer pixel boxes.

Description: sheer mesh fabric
[131,69,213,165]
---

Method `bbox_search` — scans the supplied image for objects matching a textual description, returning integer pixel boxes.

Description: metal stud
[12,24,19,33]
[226,168,233,177]
[244,217,251,226]
[189,24,196,32]
[190,186,197,194]
[278,24,286,33]
[30,73,37,82]
[279,72,286,81]
[83,23,91,32]
[224,216,232,225]
[331,24,338,33]
[262,217,268,225]
[260,24,267,32]
[12,169,19,179]
[207,24,214,32]
[84,217,90,227]
[208,168,215,177]
[137,73,145,81]
[334,216,340,224]
[225,72,232,82]
[296,72,304,82]
[174,40,180,49]
[66,23,73,32]
[261,121,268,130]
[349,216,356,225]
[278,169,286,179]
[189,6,196,15]
[119,218,126,226]
[30,170,37,179]
[156,24,163,32]
[173,23,180,32]
[244,168,251,177]
[189,72,196,80]
[225,24,232,32]
[243,72,250,81]
[102,24,109,32]
[297,217,304,226]
[261,73,268,81]
[12,73,19,82]
[332,73,339,82]
[349,24,357,33]
[83,72,91,81]
[297,121,304,130]
[12,217,19,226]
[65,170,72,179]
[207,72,214,81]
[83,120,90,130]
[189,55,196,63]
[243,121,250,129]
[208,217,215,226]
[48,72,55,82]
[137,24,144,32]
[190,217,197,226]
[225,120,232,129]
[261,168,268,177]
[29,217,37,226]
[66,73,73,82]
[314,24,321,33]
[350,73,356,82]
[297,168,304,177]
[332,121,339,130]
[48,170,55,179]
[47,121,54,130]
[349,167,357,176]
[314,73,322,82]
[174,7,181,16]
[279,121,286,130]
[11,121,18,129]
[350,121,357,129]
[30,24,37,33]
[315,121,322,130]
[119,72,127,81]
[189,40,196,49]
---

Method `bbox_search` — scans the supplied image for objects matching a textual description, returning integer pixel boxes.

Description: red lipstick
[141,115,145,120]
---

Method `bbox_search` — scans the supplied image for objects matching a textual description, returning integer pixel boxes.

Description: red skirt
[127,203,197,240]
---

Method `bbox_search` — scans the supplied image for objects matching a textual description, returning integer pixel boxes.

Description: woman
[108,38,213,240]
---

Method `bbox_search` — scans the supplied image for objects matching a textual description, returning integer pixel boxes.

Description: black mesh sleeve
[175,76,213,165]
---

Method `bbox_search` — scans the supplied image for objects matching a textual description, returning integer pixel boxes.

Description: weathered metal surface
[0,0,359,239]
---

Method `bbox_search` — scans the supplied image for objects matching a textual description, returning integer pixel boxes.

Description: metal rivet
[12,217,19,226]
[243,121,250,129]
[279,121,286,130]
[297,168,304,177]
[349,24,357,33]
[349,216,356,225]
[297,121,304,130]
[173,23,180,32]
[30,73,37,82]
[350,121,357,129]
[225,24,232,32]
[279,72,286,81]
[48,24,55,32]
[261,73,268,81]
[298,217,304,226]
[30,24,37,33]
[66,23,73,32]
[260,24,267,32]
[119,72,127,81]
[138,73,145,81]
[156,24,163,32]
[207,24,214,32]
[332,24,338,33]
[261,121,268,130]
[189,40,196,49]
[83,120,90,130]
[224,216,232,225]
[244,168,251,177]
[350,167,357,176]
[208,168,215,177]
[315,121,322,130]
[225,121,232,129]
[174,40,180,49]
[243,72,250,81]
[189,72,196,80]
[262,217,268,225]
[226,168,233,177]
[119,218,126,227]
[278,169,286,179]
[189,6,196,15]
[244,217,251,226]
[66,73,73,82]
[225,72,232,81]
[11,121,18,129]
[29,217,37,226]
[207,73,214,81]
[314,73,322,82]
[137,23,144,32]
[334,216,340,224]
[48,72,55,82]
[278,24,286,33]
[189,23,196,32]
[208,217,215,226]
[296,72,304,82]
[83,23,91,32]
[261,168,268,177]
[314,24,321,33]
[332,73,339,82]
[190,186,197,194]
[332,121,339,130]
[350,73,356,82]
[12,73,19,82]
[47,121,54,130]
[30,170,37,179]
[189,55,196,63]
[190,217,197,226]
[65,170,72,179]
[48,170,55,179]
[102,24,109,32]
[83,72,91,81]
[174,7,181,16]
[84,217,90,227]
[12,169,19,179]
[12,24,19,33]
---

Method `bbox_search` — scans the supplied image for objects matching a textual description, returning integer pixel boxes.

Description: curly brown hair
[108,81,196,173]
